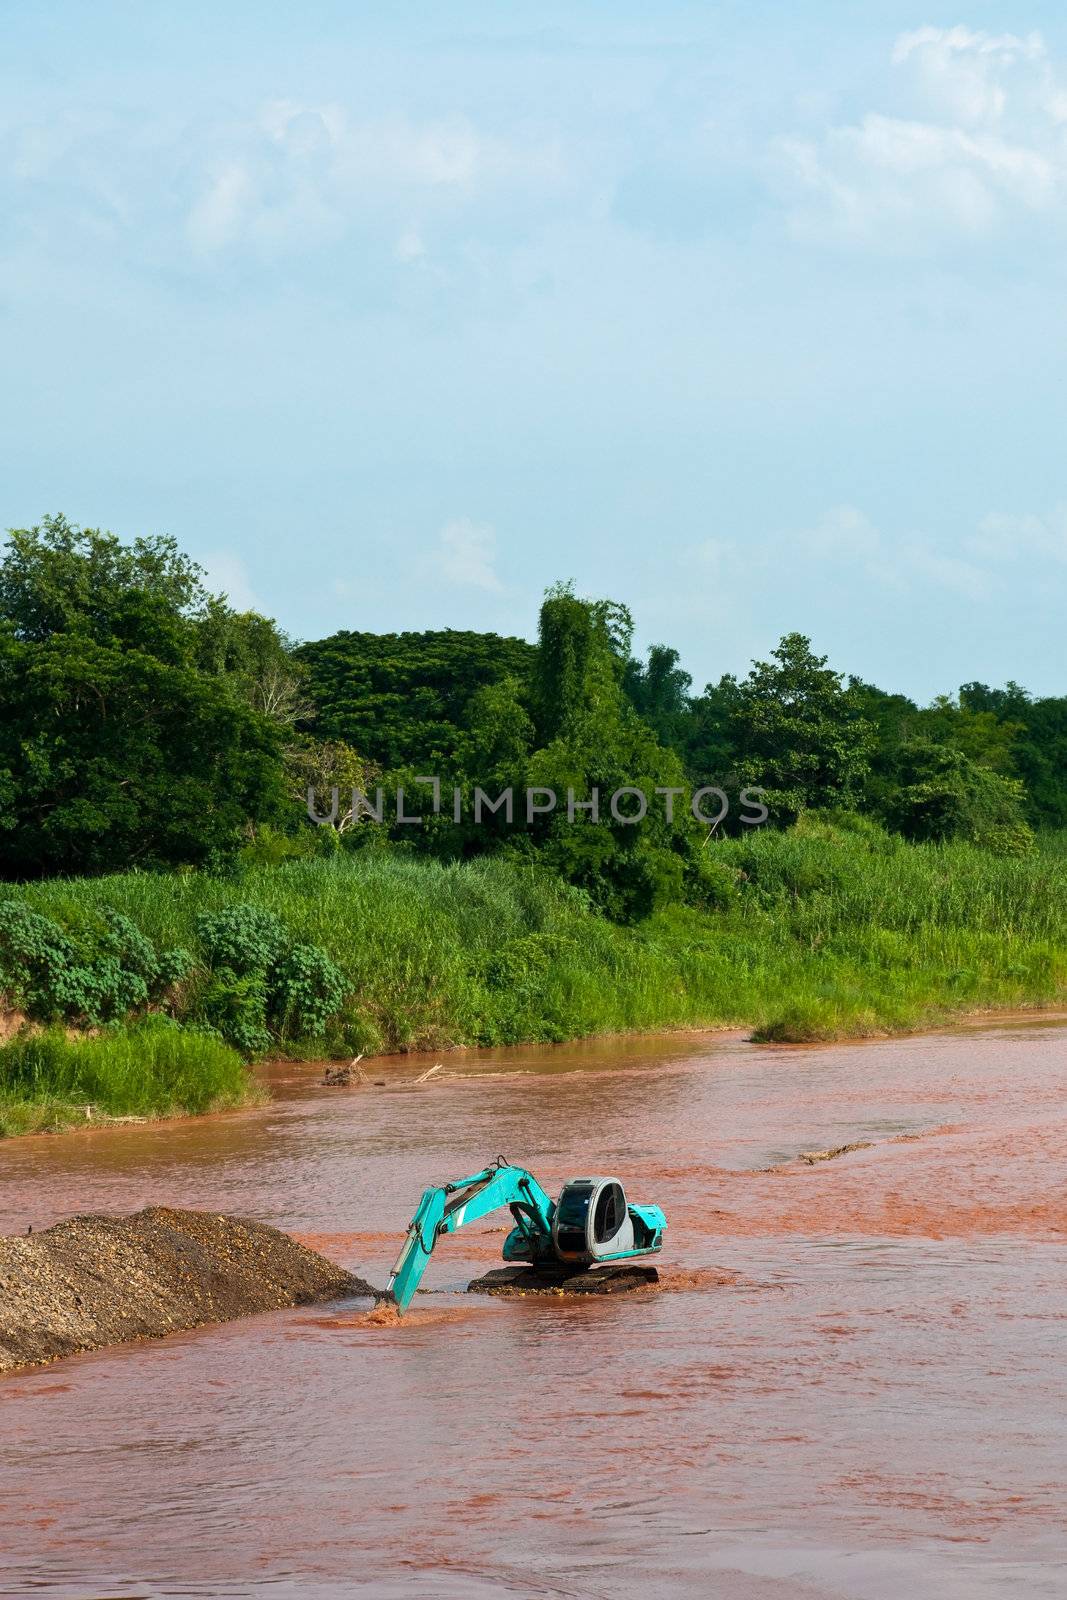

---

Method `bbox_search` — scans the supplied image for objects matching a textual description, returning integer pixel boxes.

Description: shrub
[271,944,347,1039]
[0,900,194,1024]
[195,903,346,1052]
[886,740,1034,853]
[197,969,272,1057]
[0,900,85,1017]
[195,906,288,974]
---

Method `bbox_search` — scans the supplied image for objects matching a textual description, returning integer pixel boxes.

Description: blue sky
[3,3,1066,699]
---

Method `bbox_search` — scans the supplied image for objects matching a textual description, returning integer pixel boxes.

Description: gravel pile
[0,1206,371,1374]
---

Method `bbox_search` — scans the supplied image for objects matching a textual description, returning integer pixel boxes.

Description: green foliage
[1013,697,1067,830]
[272,944,347,1037]
[535,581,604,740]
[2,515,1062,887]
[918,695,1022,775]
[693,633,875,821]
[7,837,1063,1068]
[0,899,190,1023]
[195,902,346,1050]
[0,1016,260,1137]
[0,891,343,1052]
[198,969,272,1057]
[296,627,537,769]
[885,740,1034,853]
[519,586,708,920]
[960,681,1067,830]
[0,515,288,876]
[287,737,372,831]
[326,589,713,924]
[196,905,288,974]
[196,603,313,727]
[0,513,208,642]
[623,644,693,748]
[477,931,575,990]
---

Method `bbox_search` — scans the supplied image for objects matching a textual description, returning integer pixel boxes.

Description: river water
[1,1020,1065,1599]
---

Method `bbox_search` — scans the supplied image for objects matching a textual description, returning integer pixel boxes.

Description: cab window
[593,1182,625,1243]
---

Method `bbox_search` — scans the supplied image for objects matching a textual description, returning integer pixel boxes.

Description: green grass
[7,820,1067,1066]
[0,1017,263,1137]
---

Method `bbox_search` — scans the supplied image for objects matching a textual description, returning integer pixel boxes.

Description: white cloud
[795,503,883,564]
[891,27,1047,125]
[792,505,991,599]
[902,542,992,602]
[969,507,1067,565]
[776,27,1067,246]
[183,101,565,258]
[688,505,993,601]
[199,549,263,611]
[394,224,426,263]
[187,162,254,253]
[434,517,504,592]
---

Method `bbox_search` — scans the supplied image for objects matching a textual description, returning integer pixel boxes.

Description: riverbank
[0,1021,265,1138]
[1,822,1064,1140]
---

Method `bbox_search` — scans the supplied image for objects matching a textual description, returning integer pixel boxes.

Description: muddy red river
[1,1019,1065,1598]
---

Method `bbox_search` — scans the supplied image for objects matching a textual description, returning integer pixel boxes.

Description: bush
[198,969,272,1057]
[196,906,288,975]
[195,903,346,1052]
[886,740,1034,853]
[0,900,87,1017]
[272,944,347,1039]
[0,900,191,1024]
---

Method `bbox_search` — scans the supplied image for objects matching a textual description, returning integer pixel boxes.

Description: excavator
[385,1157,666,1313]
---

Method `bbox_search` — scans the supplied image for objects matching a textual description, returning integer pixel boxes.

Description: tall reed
[10,825,1066,1055]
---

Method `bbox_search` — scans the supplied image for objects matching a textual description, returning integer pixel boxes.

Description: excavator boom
[387,1161,555,1313]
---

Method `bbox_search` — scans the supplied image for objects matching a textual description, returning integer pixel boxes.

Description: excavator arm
[386,1159,555,1313]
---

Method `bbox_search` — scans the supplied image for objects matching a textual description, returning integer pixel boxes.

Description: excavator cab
[550,1177,663,1264]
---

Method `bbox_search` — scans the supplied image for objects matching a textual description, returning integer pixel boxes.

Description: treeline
[1,516,1064,921]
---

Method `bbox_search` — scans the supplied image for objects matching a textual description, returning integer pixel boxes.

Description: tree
[296,627,537,770]
[287,739,371,833]
[916,695,1022,776]
[534,582,607,742]
[0,517,286,876]
[0,513,207,643]
[884,739,1034,854]
[623,644,693,749]
[197,603,314,728]
[523,587,719,921]
[959,680,1032,720]
[961,681,1067,829]
[718,634,875,822]
[1011,696,1067,829]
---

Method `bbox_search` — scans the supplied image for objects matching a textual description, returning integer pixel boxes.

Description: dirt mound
[0,1206,373,1374]
[467,1262,660,1297]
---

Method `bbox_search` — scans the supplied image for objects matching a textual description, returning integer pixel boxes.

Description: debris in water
[323,1055,365,1087]
[798,1141,873,1165]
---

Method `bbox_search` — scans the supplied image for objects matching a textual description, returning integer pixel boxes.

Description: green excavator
[385,1157,667,1313]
